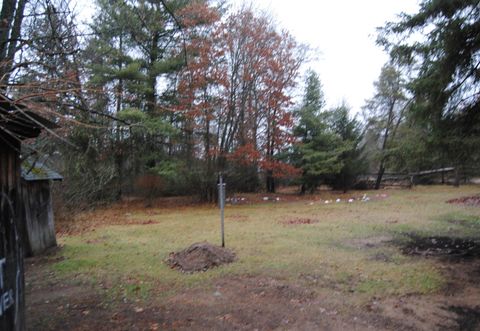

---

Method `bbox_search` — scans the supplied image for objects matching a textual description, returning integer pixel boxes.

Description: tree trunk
[0,0,17,60]
[115,145,123,200]
[116,34,124,113]
[375,162,385,190]
[342,172,347,193]
[300,183,306,195]
[0,0,27,88]
[266,171,275,193]
[145,33,159,113]
[374,100,396,190]
[453,167,460,187]
[6,0,26,63]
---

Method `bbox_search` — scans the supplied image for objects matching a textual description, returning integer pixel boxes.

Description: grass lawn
[26,185,480,330]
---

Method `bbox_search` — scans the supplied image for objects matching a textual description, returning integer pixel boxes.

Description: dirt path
[374,258,480,331]
[26,251,480,330]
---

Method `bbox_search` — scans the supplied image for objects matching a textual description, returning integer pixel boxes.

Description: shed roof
[21,160,63,182]
[0,94,59,142]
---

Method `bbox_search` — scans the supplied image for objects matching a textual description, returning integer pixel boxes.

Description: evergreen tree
[294,71,357,193]
[379,0,480,184]
[329,104,366,192]
[70,0,220,202]
[295,70,325,144]
[363,64,408,189]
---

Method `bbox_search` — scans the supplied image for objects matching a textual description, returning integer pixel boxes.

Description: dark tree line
[1,0,479,210]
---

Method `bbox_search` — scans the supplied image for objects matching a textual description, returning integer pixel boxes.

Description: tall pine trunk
[0,0,27,88]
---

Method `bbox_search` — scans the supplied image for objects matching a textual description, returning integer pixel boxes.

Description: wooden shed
[20,160,62,256]
[0,94,57,331]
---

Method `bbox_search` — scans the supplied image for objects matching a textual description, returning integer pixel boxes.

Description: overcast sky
[230,0,420,114]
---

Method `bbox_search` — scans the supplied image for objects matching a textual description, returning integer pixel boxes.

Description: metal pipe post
[218,175,226,247]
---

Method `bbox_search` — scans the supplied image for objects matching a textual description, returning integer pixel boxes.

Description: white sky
[230,0,420,114]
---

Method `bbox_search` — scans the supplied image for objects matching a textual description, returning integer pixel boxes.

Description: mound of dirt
[401,234,480,258]
[166,242,236,273]
[447,195,480,207]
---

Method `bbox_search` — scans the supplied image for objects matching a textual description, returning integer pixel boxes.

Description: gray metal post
[218,175,226,247]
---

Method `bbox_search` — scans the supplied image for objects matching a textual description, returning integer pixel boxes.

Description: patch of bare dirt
[55,196,204,236]
[27,273,403,330]
[370,252,394,263]
[161,276,407,331]
[376,258,480,331]
[346,235,394,249]
[56,210,163,236]
[373,233,480,330]
[165,242,236,273]
[447,195,480,207]
[26,247,480,331]
[401,234,480,258]
[449,306,480,331]
[139,219,157,225]
[227,215,249,222]
[281,217,319,225]
[122,195,201,209]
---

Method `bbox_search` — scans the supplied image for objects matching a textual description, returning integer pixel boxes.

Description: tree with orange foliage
[178,8,305,193]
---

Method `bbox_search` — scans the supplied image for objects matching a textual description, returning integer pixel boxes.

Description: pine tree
[294,71,353,193]
[379,0,480,184]
[329,104,366,192]
[363,64,408,189]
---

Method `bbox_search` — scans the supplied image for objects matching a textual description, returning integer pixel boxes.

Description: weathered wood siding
[20,181,57,256]
[0,142,20,197]
[0,142,26,331]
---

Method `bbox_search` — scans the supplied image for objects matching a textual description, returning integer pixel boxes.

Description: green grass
[54,185,480,302]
